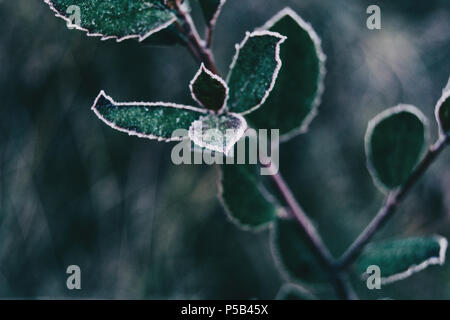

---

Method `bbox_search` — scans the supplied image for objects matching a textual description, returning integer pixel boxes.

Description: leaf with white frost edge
[92,91,206,141]
[365,105,428,193]
[44,0,177,42]
[356,236,448,285]
[188,113,247,154]
[190,64,229,112]
[226,31,286,115]
[199,0,226,25]
[219,155,281,230]
[246,8,326,141]
[435,89,450,137]
[444,76,450,92]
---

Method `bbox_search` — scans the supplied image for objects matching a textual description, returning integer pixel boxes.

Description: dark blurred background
[0,0,449,299]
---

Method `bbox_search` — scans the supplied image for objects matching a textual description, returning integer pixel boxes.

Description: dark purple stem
[174,3,218,74]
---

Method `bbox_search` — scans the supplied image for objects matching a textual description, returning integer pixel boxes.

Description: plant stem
[269,168,357,300]
[269,170,334,267]
[175,3,218,74]
[337,135,449,269]
[205,25,214,49]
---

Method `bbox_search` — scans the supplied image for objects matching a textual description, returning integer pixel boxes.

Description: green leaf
[435,90,450,137]
[199,0,225,25]
[140,25,183,46]
[276,283,315,300]
[272,217,326,284]
[44,0,177,42]
[226,31,286,115]
[246,8,326,141]
[365,105,427,191]
[190,64,229,111]
[92,91,206,141]
[356,236,448,285]
[188,113,247,154]
[219,160,280,230]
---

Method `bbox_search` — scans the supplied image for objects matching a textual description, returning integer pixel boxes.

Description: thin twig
[337,135,449,269]
[174,21,202,62]
[268,170,334,267]
[205,24,214,49]
[174,3,218,74]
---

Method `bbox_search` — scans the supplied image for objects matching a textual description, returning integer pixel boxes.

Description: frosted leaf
[246,7,326,141]
[226,31,286,114]
[92,90,206,141]
[189,113,247,154]
[357,236,448,285]
[190,63,229,112]
[44,0,177,42]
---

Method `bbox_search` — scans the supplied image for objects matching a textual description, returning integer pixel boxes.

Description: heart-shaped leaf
[366,105,427,192]
[272,216,326,284]
[226,31,286,115]
[44,0,177,42]
[247,8,326,141]
[92,91,206,141]
[219,158,280,230]
[435,89,450,137]
[199,0,226,25]
[356,236,448,285]
[188,113,247,154]
[190,64,229,112]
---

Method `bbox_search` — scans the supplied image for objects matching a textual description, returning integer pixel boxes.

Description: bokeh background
[0,0,449,299]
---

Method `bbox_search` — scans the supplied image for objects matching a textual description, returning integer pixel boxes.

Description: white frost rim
[189,63,229,112]
[364,104,429,194]
[188,113,247,155]
[44,0,177,42]
[366,235,448,285]
[434,89,450,138]
[217,163,285,232]
[226,30,287,116]
[91,90,206,142]
[258,7,327,142]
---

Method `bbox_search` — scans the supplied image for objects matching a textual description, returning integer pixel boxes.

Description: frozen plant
[44,0,450,299]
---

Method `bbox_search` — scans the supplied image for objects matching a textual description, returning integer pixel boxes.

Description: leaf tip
[91,90,110,111]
